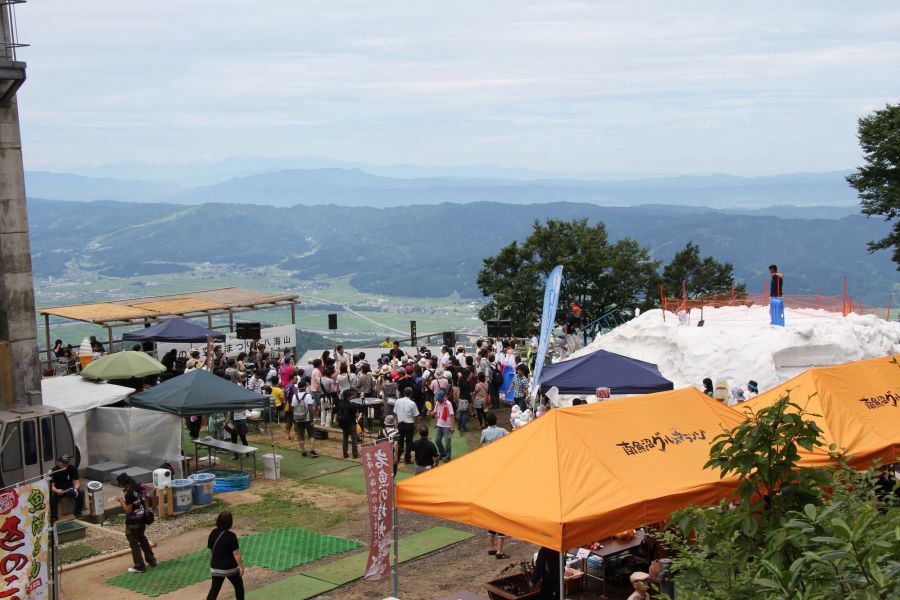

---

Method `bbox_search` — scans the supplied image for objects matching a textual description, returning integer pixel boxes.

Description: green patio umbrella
[80,350,166,380]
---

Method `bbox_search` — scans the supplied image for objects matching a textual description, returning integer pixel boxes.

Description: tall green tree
[477,218,659,333]
[661,242,742,299]
[847,101,900,267]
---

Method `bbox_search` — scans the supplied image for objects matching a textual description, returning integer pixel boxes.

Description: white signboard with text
[156,324,295,360]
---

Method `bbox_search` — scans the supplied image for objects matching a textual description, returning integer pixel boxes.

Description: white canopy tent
[41,376,134,464]
[40,376,183,475]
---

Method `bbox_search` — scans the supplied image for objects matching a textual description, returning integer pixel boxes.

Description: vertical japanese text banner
[361,440,393,580]
[0,480,50,599]
[531,265,563,402]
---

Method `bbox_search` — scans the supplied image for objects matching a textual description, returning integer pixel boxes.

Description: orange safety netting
[658,281,892,320]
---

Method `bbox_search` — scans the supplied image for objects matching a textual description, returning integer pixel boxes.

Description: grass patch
[59,543,100,565]
[230,490,346,532]
[183,517,217,532]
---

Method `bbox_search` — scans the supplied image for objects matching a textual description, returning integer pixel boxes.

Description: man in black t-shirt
[50,454,84,521]
[769,264,784,298]
[411,426,439,474]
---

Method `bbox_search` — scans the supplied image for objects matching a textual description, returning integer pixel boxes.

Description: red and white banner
[361,440,393,580]
[0,480,51,600]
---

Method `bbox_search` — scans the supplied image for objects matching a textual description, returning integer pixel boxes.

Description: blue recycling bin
[770,297,785,326]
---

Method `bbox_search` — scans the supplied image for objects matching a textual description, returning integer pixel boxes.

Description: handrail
[580,309,632,345]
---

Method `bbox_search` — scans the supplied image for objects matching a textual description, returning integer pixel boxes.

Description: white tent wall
[41,375,135,467]
[87,408,184,478]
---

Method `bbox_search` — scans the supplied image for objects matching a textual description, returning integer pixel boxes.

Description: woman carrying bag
[115,474,156,573]
[207,511,244,600]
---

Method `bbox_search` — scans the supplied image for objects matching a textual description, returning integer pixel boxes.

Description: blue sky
[14,1,900,176]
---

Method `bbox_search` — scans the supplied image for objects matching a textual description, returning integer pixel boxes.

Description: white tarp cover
[40,375,134,413]
[87,407,183,478]
[41,375,135,466]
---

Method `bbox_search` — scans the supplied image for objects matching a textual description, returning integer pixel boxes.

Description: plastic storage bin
[188,472,216,505]
[262,453,282,480]
[170,479,194,514]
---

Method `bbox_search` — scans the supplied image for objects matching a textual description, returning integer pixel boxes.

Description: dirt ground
[62,409,638,599]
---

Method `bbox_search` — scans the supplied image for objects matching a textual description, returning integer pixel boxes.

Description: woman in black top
[207,511,244,600]
[115,474,156,573]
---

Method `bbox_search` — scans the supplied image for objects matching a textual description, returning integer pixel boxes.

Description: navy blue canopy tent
[129,369,266,415]
[122,318,226,343]
[538,349,674,395]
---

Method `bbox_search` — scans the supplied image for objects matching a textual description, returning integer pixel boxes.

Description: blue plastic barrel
[188,473,216,506]
[170,479,194,514]
[770,297,785,326]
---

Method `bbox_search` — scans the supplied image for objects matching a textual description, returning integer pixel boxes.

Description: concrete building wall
[0,6,39,408]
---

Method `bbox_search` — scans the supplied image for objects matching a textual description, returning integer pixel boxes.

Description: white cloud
[13,0,900,175]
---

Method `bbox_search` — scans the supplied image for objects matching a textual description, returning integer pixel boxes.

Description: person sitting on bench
[50,454,84,522]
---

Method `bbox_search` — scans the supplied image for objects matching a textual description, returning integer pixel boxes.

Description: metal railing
[580,309,633,345]
[1,0,27,62]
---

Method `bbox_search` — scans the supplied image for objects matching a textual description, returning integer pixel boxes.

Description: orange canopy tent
[740,354,900,468]
[396,388,745,551]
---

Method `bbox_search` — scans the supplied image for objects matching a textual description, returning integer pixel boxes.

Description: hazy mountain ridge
[25,167,858,210]
[27,198,894,305]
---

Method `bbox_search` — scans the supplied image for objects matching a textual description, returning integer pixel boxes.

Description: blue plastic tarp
[122,319,226,343]
[538,349,673,395]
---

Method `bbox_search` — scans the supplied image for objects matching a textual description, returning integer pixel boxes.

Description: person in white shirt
[393,388,420,465]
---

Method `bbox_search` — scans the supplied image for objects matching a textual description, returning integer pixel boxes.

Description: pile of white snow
[571,305,900,395]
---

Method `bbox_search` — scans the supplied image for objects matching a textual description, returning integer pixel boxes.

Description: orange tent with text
[396,388,745,551]
[740,354,900,468]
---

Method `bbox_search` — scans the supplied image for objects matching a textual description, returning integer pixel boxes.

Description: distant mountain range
[25,167,859,211]
[27,197,894,305]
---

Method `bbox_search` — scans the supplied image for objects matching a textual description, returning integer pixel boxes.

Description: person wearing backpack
[488,353,503,409]
[291,380,319,458]
[115,474,156,573]
[283,374,299,440]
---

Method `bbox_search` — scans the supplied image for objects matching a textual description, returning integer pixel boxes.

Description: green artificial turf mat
[396,526,474,561]
[245,574,336,600]
[241,528,361,571]
[250,526,475,597]
[308,465,367,493]
[106,528,360,597]
[302,552,369,585]
[106,549,209,597]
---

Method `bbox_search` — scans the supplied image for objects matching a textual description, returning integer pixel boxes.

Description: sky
[13,1,900,176]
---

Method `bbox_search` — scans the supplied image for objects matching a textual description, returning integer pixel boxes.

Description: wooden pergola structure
[37,288,300,370]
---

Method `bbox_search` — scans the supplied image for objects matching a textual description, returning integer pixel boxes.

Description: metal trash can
[87,481,104,523]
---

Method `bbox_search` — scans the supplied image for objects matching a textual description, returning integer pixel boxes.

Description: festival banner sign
[530,265,563,402]
[0,480,51,600]
[361,440,393,580]
[156,324,296,360]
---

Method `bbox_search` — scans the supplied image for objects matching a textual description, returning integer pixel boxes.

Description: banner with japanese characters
[0,480,50,600]
[156,324,295,360]
[361,440,393,581]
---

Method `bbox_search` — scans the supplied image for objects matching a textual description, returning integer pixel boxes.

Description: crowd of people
[180,337,542,466]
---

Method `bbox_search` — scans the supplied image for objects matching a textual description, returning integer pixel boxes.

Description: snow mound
[573,305,900,393]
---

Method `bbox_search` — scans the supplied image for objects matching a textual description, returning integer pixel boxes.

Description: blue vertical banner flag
[530,265,563,404]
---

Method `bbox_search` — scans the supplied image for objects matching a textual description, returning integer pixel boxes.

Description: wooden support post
[842,276,848,316]
[290,301,297,358]
[107,325,114,355]
[228,309,234,332]
[886,294,893,322]
[43,313,52,371]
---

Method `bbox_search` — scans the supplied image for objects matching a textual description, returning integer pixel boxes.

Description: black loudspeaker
[236,322,261,339]
[485,320,513,338]
[328,313,338,330]
[486,320,499,337]
[442,331,456,347]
